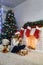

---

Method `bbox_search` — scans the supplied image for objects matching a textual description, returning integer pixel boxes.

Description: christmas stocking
[20,27,24,37]
[25,26,31,37]
[34,26,40,39]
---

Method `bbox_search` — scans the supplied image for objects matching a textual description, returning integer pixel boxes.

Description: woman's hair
[14,35,18,38]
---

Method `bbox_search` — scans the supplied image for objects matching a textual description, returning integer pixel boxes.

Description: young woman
[11,32,26,53]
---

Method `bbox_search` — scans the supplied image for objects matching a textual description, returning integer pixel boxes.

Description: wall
[14,0,43,29]
[14,0,43,52]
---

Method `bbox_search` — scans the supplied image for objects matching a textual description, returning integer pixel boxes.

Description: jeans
[11,45,25,53]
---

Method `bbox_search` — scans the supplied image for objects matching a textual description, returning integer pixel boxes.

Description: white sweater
[10,38,19,51]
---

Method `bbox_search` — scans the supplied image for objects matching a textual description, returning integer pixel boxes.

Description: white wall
[14,0,43,29]
[13,0,43,52]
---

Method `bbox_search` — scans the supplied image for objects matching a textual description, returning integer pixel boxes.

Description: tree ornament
[8,13,11,16]
[11,14,13,17]
[8,17,9,18]
[11,31,12,33]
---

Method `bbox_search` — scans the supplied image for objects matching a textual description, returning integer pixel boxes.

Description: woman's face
[18,34,20,37]
[19,38,22,42]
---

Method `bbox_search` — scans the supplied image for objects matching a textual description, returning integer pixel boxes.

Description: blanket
[0,51,43,65]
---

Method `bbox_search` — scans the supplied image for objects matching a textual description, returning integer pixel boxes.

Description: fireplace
[23,27,43,52]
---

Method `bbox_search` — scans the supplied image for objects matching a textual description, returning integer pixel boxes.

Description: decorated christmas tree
[2,10,18,41]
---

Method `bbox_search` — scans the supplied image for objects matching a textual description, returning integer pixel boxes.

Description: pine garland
[23,20,43,28]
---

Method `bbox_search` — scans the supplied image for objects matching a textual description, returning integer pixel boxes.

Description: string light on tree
[2,10,18,42]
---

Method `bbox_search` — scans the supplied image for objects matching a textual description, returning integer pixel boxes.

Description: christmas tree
[2,10,18,41]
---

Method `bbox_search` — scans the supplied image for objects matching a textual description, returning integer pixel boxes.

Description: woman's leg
[11,45,26,53]
[18,45,26,50]
[11,46,19,53]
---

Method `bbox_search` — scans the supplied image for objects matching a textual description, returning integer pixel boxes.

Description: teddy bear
[2,39,10,53]
[19,49,28,56]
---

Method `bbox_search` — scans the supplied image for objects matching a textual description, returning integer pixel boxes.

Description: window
[0,8,2,44]
[0,8,6,44]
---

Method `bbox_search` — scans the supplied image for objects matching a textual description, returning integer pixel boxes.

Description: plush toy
[0,45,3,52]
[2,39,9,53]
[19,49,28,56]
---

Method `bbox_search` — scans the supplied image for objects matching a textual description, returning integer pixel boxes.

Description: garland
[23,20,43,28]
